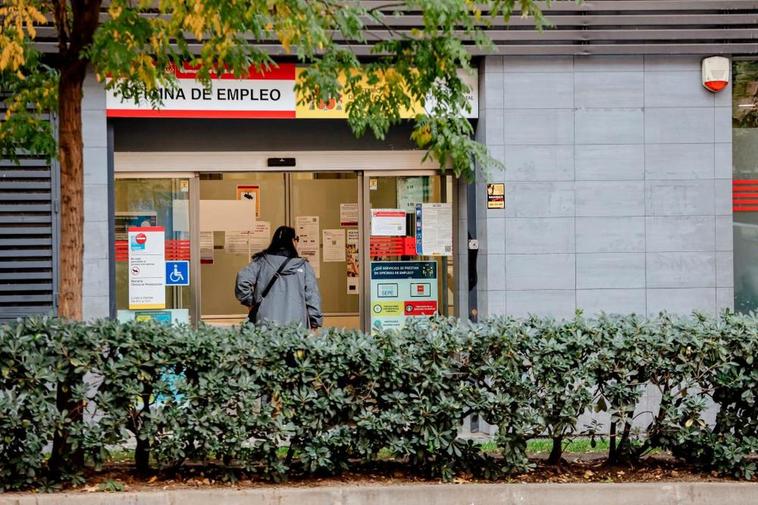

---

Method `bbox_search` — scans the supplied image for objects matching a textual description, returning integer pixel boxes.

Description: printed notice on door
[339,203,359,227]
[296,216,320,278]
[323,229,346,262]
[418,203,453,256]
[371,209,406,236]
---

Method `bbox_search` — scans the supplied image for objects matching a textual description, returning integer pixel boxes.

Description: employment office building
[3,1,758,329]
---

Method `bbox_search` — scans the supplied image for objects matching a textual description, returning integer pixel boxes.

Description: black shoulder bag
[248,257,293,323]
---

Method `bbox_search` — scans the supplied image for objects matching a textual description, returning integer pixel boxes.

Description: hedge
[0,312,756,490]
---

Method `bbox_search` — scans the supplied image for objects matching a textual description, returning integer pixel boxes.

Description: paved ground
[1,482,756,505]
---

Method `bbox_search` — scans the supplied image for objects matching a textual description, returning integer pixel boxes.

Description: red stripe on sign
[106,109,296,119]
[369,236,417,258]
[128,226,164,232]
[175,62,295,80]
[115,239,191,262]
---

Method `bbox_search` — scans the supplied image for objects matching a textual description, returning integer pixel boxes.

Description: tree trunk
[49,67,88,479]
[57,65,87,320]
[547,436,563,466]
[48,377,85,477]
[608,422,617,465]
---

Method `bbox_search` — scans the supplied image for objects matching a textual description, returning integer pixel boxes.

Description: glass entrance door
[198,171,360,328]
[290,172,361,329]
[114,176,194,324]
[199,172,286,323]
[365,174,457,333]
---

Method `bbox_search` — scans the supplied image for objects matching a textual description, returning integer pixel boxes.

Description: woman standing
[235,225,323,328]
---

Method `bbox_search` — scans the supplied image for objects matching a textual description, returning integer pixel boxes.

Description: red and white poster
[106,63,297,119]
[371,209,407,236]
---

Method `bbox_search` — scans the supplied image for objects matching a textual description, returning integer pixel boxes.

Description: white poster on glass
[323,229,346,262]
[339,203,359,227]
[250,221,271,253]
[296,216,320,278]
[371,209,406,236]
[420,203,453,256]
[128,226,166,309]
[200,231,215,263]
[224,231,251,256]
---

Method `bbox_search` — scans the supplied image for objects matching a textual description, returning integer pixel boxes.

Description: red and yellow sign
[106,63,477,119]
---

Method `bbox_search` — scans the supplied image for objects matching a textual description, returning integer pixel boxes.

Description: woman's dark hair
[256,225,299,258]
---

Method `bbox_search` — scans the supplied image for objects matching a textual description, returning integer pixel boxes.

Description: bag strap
[259,256,293,300]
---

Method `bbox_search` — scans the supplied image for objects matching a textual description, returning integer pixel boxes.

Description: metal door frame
[360,171,458,333]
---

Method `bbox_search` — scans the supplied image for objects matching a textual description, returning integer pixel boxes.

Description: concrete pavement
[1,482,757,505]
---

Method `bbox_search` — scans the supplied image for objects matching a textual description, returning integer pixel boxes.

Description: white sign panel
[371,209,407,236]
[420,203,453,256]
[128,226,166,309]
[106,64,297,119]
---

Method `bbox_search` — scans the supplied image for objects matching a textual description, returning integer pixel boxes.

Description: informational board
[371,209,406,236]
[340,203,359,227]
[296,216,320,278]
[487,183,505,209]
[346,229,360,295]
[236,185,261,217]
[199,200,255,232]
[323,229,346,262]
[128,226,166,309]
[370,261,438,332]
[416,203,453,256]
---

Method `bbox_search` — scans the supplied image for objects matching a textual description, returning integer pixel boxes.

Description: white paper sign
[225,231,251,256]
[172,200,190,232]
[200,200,255,232]
[323,229,346,262]
[340,203,359,227]
[200,231,215,263]
[296,216,320,278]
[250,221,271,254]
[128,226,165,309]
[420,203,453,256]
[371,209,406,236]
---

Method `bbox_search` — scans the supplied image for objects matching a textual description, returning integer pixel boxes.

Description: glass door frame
[360,170,459,333]
[114,172,202,326]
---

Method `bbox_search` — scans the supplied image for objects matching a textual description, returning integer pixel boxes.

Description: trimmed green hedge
[0,312,756,490]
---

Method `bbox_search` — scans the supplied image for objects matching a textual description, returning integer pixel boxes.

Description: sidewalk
[1,482,756,505]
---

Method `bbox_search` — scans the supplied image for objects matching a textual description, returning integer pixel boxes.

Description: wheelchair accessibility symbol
[165,261,189,286]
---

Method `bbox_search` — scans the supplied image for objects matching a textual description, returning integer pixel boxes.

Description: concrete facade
[477,55,733,319]
[82,72,111,320]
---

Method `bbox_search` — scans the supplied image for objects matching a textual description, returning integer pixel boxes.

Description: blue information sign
[165,261,189,286]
